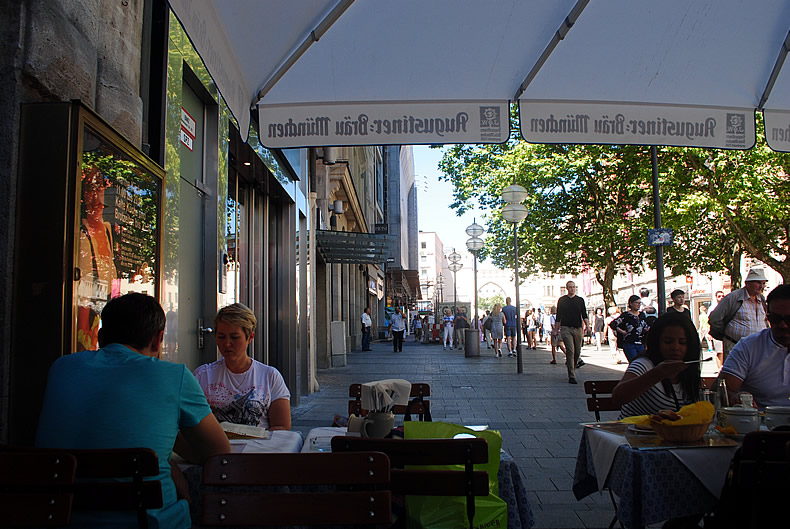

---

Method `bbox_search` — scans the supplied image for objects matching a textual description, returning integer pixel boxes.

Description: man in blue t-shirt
[502,297,519,357]
[36,293,230,528]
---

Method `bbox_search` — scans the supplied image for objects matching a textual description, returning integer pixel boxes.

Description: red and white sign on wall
[180,107,196,151]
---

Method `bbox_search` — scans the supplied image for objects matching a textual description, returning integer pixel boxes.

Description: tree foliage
[437,114,790,307]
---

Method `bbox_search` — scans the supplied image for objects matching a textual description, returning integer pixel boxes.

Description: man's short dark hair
[767,284,790,311]
[98,293,165,349]
[640,288,650,297]
[670,289,685,299]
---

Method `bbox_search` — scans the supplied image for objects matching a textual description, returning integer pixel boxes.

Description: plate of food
[627,423,656,435]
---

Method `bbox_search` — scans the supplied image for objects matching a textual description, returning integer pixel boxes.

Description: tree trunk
[594,262,617,310]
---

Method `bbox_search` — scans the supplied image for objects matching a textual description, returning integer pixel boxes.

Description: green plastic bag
[403,421,508,529]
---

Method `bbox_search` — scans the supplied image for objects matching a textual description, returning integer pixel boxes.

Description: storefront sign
[258,101,509,147]
[520,101,755,150]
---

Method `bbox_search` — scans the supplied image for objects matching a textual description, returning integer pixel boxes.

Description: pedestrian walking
[389,307,406,352]
[609,295,649,363]
[502,297,519,357]
[593,308,605,352]
[360,307,372,351]
[442,308,454,350]
[490,303,505,357]
[708,268,768,365]
[556,281,590,384]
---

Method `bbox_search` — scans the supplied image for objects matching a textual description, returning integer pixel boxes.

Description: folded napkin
[361,379,411,412]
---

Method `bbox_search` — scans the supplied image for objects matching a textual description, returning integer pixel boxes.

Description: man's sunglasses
[767,313,790,327]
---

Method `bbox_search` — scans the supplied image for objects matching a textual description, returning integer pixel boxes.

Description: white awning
[168,0,790,151]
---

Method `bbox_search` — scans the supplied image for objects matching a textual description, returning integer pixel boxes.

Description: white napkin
[360,379,411,412]
[669,446,739,498]
[586,428,628,490]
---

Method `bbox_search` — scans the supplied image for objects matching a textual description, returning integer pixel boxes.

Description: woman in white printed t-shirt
[193,303,291,430]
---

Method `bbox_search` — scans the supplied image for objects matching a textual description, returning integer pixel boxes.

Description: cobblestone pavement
[291,334,719,529]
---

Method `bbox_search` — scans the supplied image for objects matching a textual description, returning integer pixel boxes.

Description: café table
[303,426,536,529]
[573,422,739,529]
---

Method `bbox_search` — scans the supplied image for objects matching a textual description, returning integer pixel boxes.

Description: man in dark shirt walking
[556,281,590,384]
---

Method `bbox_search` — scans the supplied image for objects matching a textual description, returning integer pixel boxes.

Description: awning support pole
[651,146,666,316]
[253,0,355,108]
[759,30,790,110]
[512,0,589,100]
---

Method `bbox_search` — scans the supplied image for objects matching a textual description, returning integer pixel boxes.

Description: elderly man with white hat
[709,268,769,364]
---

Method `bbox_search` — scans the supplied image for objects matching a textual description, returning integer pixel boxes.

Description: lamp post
[437,273,444,305]
[502,183,528,374]
[465,220,485,329]
[447,250,463,316]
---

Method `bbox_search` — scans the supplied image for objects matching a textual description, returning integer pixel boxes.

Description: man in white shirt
[361,307,372,351]
[442,308,454,350]
[720,283,790,409]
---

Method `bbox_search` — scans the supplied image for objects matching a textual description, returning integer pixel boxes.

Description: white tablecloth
[583,426,737,498]
[229,430,304,453]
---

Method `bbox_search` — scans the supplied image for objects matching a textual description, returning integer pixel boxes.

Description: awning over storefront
[168,0,790,151]
[315,229,396,264]
[386,268,422,304]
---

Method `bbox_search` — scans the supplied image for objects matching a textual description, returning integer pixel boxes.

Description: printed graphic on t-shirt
[209,386,268,426]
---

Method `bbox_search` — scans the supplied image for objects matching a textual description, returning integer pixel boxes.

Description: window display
[75,128,161,351]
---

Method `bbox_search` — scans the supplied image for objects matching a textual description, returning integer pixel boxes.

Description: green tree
[660,119,790,284]
[439,142,655,308]
[477,293,505,312]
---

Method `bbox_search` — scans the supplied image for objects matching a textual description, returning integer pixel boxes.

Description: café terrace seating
[0,451,77,527]
[0,447,162,529]
[348,382,432,421]
[331,436,489,529]
[200,452,392,527]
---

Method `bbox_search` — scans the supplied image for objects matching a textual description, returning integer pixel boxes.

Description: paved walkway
[291,334,719,529]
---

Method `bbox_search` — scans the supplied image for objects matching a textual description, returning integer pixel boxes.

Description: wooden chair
[70,448,163,529]
[584,380,620,421]
[0,451,76,527]
[200,452,392,526]
[348,382,431,421]
[331,436,489,529]
[700,376,718,390]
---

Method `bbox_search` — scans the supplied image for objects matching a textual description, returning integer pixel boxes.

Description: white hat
[745,268,768,282]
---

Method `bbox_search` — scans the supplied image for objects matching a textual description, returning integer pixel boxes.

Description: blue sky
[413,145,485,255]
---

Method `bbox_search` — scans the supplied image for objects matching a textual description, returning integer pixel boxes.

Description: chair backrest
[0,451,76,527]
[727,431,790,527]
[331,436,489,529]
[200,452,392,526]
[583,380,620,421]
[70,447,163,529]
[348,382,431,420]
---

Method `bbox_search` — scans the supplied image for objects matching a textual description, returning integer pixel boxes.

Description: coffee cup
[361,411,395,438]
[764,406,790,430]
[720,406,760,434]
[347,414,366,434]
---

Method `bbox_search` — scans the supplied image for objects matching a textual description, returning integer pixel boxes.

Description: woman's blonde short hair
[215,303,257,339]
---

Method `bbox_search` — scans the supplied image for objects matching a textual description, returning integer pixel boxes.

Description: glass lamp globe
[466,237,484,251]
[501,184,528,204]
[502,202,528,223]
[465,222,484,238]
[448,262,463,272]
[448,251,462,263]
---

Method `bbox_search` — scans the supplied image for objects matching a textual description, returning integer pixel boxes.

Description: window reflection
[75,128,160,351]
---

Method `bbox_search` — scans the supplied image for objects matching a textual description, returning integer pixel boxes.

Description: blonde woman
[489,304,505,357]
[193,303,291,430]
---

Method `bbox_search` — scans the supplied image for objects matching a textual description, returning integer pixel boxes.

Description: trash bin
[464,329,480,357]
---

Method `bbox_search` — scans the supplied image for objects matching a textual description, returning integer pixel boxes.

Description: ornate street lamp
[501,183,528,374]
[465,220,485,329]
[447,249,463,316]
